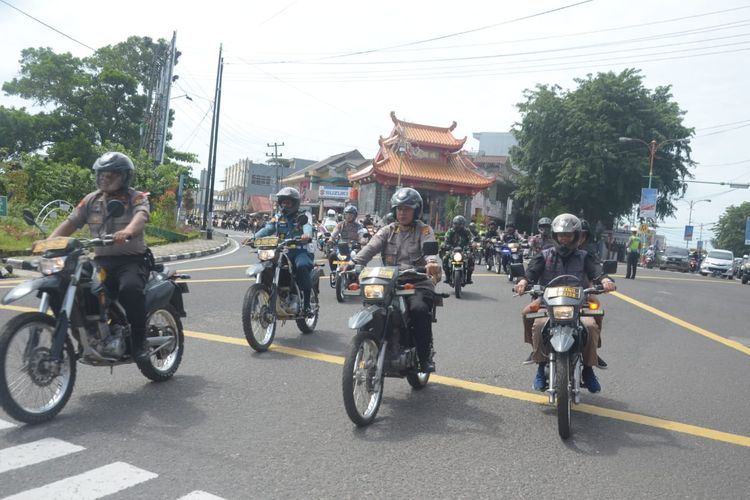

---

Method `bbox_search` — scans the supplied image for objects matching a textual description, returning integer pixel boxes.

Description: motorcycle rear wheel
[137,305,184,382]
[342,329,383,426]
[556,351,572,439]
[0,312,76,424]
[296,289,319,334]
[242,284,276,352]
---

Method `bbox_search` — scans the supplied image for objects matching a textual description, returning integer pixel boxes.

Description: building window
[251,175,272,185]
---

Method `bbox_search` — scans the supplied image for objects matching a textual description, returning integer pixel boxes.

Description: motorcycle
[511,260,616,439]
[471,240,483,266]
[501,241,523,280]
[0,203,188,423]
[242,232,320,352]
[330,241,361,303]
[446,246,469,298]
[317,230,332,252]
[740,258,750,284]
[342,241,447,426]
[689,257,698,273]
[645,254,655,269]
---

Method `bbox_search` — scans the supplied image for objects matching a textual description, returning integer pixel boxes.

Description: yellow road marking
[178,278,251,284]
[3,304,749,447]
[611,291,750,356]
[176,264,248,272]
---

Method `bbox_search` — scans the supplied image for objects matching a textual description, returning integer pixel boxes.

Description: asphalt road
[0,230,748,498]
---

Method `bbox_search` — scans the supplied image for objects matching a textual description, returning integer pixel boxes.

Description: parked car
[659,246,690,272]
[700,249,734,277]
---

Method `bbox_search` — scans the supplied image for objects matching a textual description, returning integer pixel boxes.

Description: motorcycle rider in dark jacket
[442,215,475,284]
[483,221,500,261]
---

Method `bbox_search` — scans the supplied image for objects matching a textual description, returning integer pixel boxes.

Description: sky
[1,0,749,247]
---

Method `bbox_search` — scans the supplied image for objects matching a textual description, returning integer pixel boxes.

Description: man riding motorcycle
[502,222,519,243]
[442,215,475,284]
[322,209,338,233]
[327,205,368,271]
[254,187,315,316]
[349,188,442,372]
[47,152,151,360]
[468,222,480,240]
[530,217,554,256]
[513,213,616,393]
[483,221,500,262]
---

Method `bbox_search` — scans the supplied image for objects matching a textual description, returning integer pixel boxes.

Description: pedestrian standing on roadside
[625,227,641,279]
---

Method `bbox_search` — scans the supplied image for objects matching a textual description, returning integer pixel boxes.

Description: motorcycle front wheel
[486,255,493,271]
[453,270,462,298]
[335,274,346,303]
[406,370,430,389]
[342,329,384,426]
[242,284,277,352]
[137,305,184,382]
[556,351,572,439]
[0,312,76,424]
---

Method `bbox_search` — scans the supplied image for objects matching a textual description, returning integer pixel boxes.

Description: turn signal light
[588,296,601,310]
[403,283,416,290]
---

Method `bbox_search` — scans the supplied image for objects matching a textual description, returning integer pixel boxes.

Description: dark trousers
[96,256,148,348]
[405,289,434,365]
[289,249,313,308]
[626,250,639,279]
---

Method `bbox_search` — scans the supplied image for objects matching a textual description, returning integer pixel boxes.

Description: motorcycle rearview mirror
[22,208,36,227]
[509,263,525,278]
[106,200,125,219]
[602,259,618,275]
[422,241,439,256]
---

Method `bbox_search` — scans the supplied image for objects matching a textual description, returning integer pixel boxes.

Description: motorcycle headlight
[258,249,276,261]
[453,252,463,262]
[39,256,67,275]
[363,284,385,299]
[552,306,575,320]
[337,253,347,260]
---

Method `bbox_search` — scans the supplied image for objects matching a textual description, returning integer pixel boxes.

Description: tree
[510,69,694,228]
[712,202,750,256]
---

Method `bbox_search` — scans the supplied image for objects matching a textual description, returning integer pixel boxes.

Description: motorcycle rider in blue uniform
[254,187,315,316]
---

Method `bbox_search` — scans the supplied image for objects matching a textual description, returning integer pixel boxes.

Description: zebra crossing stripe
[178,491,226,499]
[0,419,15,430]
[0,438,85,474]
[4,461,157,500]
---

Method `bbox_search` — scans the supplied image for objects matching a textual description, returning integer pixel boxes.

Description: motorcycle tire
[495,260,502,274]
[342,329,384,427]
[296,289,319,334]
[406,370,430,389]
[0,312,76,424]
[486,255,493,271]
[335,274,346,303]
[556,351,572,439]
[454,270,462,299]
[242,283,277,352]
[742,275,748,284]
[137,305,184,382]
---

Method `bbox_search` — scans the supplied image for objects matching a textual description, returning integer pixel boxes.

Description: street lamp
[685,198,711,226]
[170,93,193,101]
[619,136,686,189]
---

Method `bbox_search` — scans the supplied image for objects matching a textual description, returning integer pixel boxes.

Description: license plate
[360,267,395,279]
[545,286,580,299]
[255,236,279,247]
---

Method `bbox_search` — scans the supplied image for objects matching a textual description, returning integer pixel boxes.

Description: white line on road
[4,461,157,500]
[178,491,227,499]
[168,237,240,265]
[0,438,85,474]
[0,419,15,430]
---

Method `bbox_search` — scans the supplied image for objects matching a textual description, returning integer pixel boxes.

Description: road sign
[684,225,694,241]
[639,223,649,234]
[745,217,750,245]
[0,195,6,216]
[697,240,703,249]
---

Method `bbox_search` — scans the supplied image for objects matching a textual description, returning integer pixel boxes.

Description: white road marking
[0,419,15,430]
[178,491,227,499]
[0,438,85,474]
[168,237,239,264]
[4,461,157,499]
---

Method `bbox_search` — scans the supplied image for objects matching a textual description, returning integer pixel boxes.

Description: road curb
[153,238,231,263]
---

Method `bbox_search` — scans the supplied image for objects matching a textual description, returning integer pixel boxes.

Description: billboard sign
[745,217,750,245]
[684,225,694,241]
[639,188,657,219]
[318,186,350,200]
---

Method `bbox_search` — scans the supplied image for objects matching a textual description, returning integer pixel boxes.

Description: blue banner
[684,225,694,241]
[639,188,657,219]
[745,217,750,245]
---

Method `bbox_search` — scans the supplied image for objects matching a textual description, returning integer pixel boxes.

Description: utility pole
[267,142,285,192]
[202,44,223,239]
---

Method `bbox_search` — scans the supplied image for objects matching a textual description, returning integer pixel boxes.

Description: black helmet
[580,218,590,233]
[383,213,395,225]
[505,222,516,231]
[452,215,466,228]
[92,152,134,190]
[551,213,582,257]
[488,220,497,228]
[343,205,358,216]
[390,187,423,219]
[275,187,301,215]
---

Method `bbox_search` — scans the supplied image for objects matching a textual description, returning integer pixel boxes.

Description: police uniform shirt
[67,188,150,257]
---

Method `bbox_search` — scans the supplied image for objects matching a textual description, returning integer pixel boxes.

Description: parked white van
[700,249,734,277]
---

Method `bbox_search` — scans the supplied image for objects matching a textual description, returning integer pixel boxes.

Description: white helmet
[327,209,336,217]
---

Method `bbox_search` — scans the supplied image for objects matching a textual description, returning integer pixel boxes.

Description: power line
[0,0,95,51]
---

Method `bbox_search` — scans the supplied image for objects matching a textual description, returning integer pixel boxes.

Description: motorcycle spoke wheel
[296,290,319,334]
[243,285,276,351]
[0,313,76,423]
[556,351,572,439]
[137,306,183,382]
[335,274,346,303]
[342,331,383,426]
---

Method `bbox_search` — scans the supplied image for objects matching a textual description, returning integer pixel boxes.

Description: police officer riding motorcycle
[442,215,475,286]
[483,220,500,270]
[327,205,368,302]
[530,217,554,256]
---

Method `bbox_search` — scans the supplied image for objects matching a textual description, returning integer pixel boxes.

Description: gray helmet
[390,187,423,219]
[343,205,358,216]
[537,216,552,233]
[452,215,466,228]
[383,213,395,225]
[551,213,581,256]
[92,152,134,190]
[275,187,300,215]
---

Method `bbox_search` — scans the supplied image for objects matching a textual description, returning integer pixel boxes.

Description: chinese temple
[349,112,494,230]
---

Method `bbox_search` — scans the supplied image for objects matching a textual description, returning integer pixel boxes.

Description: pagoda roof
[389,111,466,152]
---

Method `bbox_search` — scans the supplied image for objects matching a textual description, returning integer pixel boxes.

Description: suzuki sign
[319,186,350,200]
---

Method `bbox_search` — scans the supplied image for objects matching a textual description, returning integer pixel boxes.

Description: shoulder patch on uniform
[132,191,149,206]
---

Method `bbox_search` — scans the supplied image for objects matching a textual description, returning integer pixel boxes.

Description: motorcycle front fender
[246,261,271,278]
[550,324,576,353]
[348,304,380,330]
[1,275,62,305]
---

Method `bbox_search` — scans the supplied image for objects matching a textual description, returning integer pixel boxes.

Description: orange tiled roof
[390,111,466,151]
[350,149,494,189]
